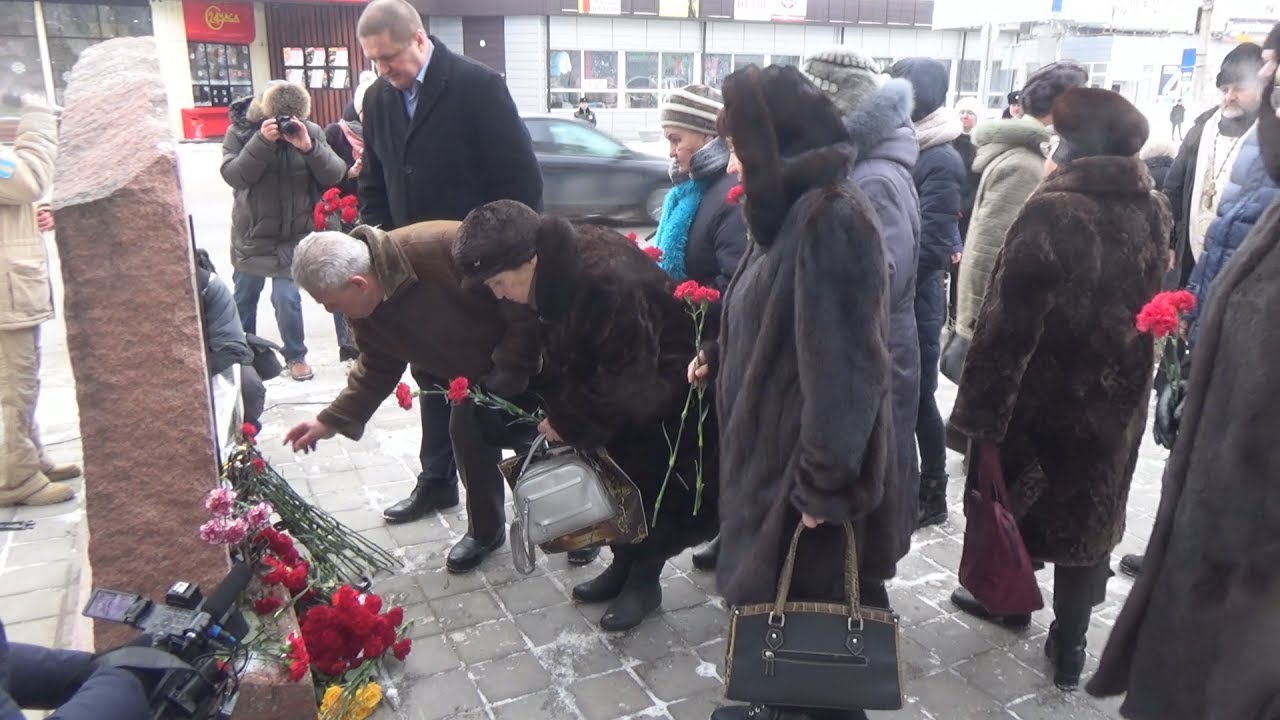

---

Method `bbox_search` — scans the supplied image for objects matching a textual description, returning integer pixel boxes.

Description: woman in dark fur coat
[947,88,1171,691]
[452,200,718,632]
[691,64,893,720]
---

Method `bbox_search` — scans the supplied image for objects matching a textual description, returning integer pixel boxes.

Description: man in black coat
[355,0,550,572]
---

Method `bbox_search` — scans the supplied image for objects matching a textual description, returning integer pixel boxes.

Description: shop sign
[578,0,622,14]
[184,0,255,44]
[659,0,700,17]
[733,0,807,22]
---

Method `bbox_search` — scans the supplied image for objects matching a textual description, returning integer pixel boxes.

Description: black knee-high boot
[572,546,633,603]
[1046,560,1111,690]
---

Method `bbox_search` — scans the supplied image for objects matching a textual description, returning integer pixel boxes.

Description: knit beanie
[1020,60,1088,119]
[659,84,723,136]
[801,46,885,115]
[887,57,950,122]
[454,200,541,283]
[1217,43,1263,88]
[955,97,982,117]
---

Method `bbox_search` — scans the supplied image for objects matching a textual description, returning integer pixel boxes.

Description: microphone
[199,563,253,643]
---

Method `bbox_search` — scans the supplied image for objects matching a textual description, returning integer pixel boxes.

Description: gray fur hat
[659,84,723,136]
[801,46,885,115]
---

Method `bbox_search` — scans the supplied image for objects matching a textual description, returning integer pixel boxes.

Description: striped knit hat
[659,84,723,135]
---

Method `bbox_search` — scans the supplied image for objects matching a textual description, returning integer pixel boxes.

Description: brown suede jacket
[317,221,541,439]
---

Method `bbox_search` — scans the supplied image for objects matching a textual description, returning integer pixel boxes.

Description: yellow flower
[318,686,343,715]
[355,682,383,715]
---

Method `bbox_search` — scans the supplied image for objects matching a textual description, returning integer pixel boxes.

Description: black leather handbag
[724,522,904,712]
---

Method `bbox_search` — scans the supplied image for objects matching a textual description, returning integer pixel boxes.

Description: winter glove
[479,368,529,398]
[1153,379,1186,450]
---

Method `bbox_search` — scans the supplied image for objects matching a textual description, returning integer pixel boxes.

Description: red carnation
[642,245,663,261]
[673,280,701,301]
[283,561,310,594]
[392,638,413,661]
[726,184,745,205]
[240,422,257,444]
[1136,299,1180,339]
[286,633,310,681]
[626,231,638,242]
[340,206,358,225]
[693,286,721,305]
[332,585,360,610]
[362,593,383,615]
[323,201,338,214]
[254,596,283,615]
[394,382,414,410]
[386,606,404,627]
[340,194,359,208]
[251,457,266,473]
[446,377,470,405]
[1167,289,1196,313]
[322,188,341,202]
[312,206,328,232]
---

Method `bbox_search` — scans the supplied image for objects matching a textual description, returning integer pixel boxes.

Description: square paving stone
[633,650,723,702]
[416,567,487,601]
[1009,691,1112,720]
[371,573,430,608]
[429,589,505,631]
[535,634,622,679]
[660,576,710,612]
[307,470,363,495]
[667,690,724,720]
[448,619,528,665]
[402,667,482,720]
[663,602,728,647]
[494,576,566,615]
[492,690,577,720]
[484,557,551,589]
[471,651,552,703]
[0,588,64,624]
[570,670,653,720]
[514,602,594,647]
[954,648,1047,704]
[401,633,460,678]
[899,634,948,682]
[911,615,999,667]
[910,668,1014,719]
[387,518,455,548]
[0,561,70,597]
[311,491,367,514]
[603,615,683,663]
[2,617,58,646]
[693,638,726,677]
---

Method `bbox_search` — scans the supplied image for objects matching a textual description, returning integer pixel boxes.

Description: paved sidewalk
[0,144,1162,719]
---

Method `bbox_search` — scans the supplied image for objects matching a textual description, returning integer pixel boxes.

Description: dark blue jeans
[1,620,148,720]
[232,270,307,364]
[915,267,948,482]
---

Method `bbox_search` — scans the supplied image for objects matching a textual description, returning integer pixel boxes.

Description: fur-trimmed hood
[246,81,312,122]
[842,78,918,171]
[972,117,1050,174]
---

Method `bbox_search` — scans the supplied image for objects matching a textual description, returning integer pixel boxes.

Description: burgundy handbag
[958,441,1044,616]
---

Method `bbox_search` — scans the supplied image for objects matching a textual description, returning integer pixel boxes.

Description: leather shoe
[691,536,720,571]
[1119,554,1144,578]
[949,587,1031,629]
[572,558,632,603]
[567,546,600,565]
[447,530,505,574]
[382,482,459,524]
[711,705,815,720]
[599,578,661,631]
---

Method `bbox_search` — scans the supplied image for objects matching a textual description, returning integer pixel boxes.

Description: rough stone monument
[52,37,316,718]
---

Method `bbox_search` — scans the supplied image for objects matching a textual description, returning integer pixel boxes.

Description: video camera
[83,563,253,720]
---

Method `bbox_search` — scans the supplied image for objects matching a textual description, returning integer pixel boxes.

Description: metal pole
[976,21,995,113]
[1194,0,1215,106]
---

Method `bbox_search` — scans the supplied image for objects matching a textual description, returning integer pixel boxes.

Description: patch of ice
[695,660,721,681]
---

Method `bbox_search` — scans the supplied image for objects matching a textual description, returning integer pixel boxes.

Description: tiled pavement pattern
[0,144,1165,719]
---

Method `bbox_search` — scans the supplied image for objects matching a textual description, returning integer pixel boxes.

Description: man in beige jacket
[0,95,80,507]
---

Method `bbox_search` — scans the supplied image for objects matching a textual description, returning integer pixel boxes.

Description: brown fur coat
[950,156,1170,566]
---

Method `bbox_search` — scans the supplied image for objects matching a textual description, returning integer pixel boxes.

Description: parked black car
[522,115,670,223]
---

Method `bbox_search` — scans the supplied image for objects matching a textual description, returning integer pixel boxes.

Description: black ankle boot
[916,475,949,529]
[1045,623,1086,690]
[382,481,459,524]
[572,557,632,603]
[599,577,662,632]
[691,536,720,571]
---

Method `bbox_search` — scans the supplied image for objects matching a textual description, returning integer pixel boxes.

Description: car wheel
[644,186,668,224]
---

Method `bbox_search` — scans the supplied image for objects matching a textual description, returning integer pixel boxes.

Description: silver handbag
[510,434,618,574]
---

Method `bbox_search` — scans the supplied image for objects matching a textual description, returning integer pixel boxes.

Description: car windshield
[530,120,625,158]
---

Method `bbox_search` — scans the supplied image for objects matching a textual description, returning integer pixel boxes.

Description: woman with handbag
[690,64,897,720]
[946,88,1171,691]
[451,200,719,633]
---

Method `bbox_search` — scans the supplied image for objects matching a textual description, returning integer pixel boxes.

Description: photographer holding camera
[1,618,148,720]
[221,81,346,383]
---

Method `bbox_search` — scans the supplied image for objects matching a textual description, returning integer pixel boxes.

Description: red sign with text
[184,0,256,44]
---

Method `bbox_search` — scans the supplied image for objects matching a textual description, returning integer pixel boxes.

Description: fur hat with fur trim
[453,200,543,283]
[248,80,312,121]
[801,46,885,115]
[1020,60,1088,119]
[887,57,950,122]
[659,84,723,136]
[1050,88,1149,164]
[1217,42,1263,89]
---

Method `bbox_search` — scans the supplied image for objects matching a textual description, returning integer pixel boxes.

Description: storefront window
[549,50,617,109]
[0,1,44,97]
[733,54,765,71]
[190,42,252,107]
[773,54,800,68]
[662,52,693,89]
[281,46,351,92]
[702,53,800,89]
[625,51,659,108]
[44,1,153,103]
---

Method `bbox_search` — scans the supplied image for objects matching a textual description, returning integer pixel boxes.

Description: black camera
[83,564,253,719]
[274,115,299,137]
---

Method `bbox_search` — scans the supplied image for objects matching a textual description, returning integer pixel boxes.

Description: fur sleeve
[543,286,667,448]
[950,197,1064,441]
[788,192,892,522]
[490,300,543,379]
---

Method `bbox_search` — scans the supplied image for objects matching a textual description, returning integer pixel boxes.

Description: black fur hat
[1050,87,1149,163]
[1020,60,1088,119]
[888,57,950,122]
[454,200,542,283]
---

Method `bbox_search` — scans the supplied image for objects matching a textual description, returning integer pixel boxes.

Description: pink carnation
[245,502,274,530]
[204,488,238,517]
[222,518,249,545]
[199,519,228,544]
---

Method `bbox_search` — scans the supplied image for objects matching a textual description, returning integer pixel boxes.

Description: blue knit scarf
[654,138,731,280]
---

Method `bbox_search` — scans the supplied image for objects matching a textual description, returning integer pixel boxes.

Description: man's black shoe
[691,536,720,571]
[447,530,506,574]
[382,482,459,524]
[567,546,600,565]
[949,587,1032,629]
[1119,554,1144,578]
